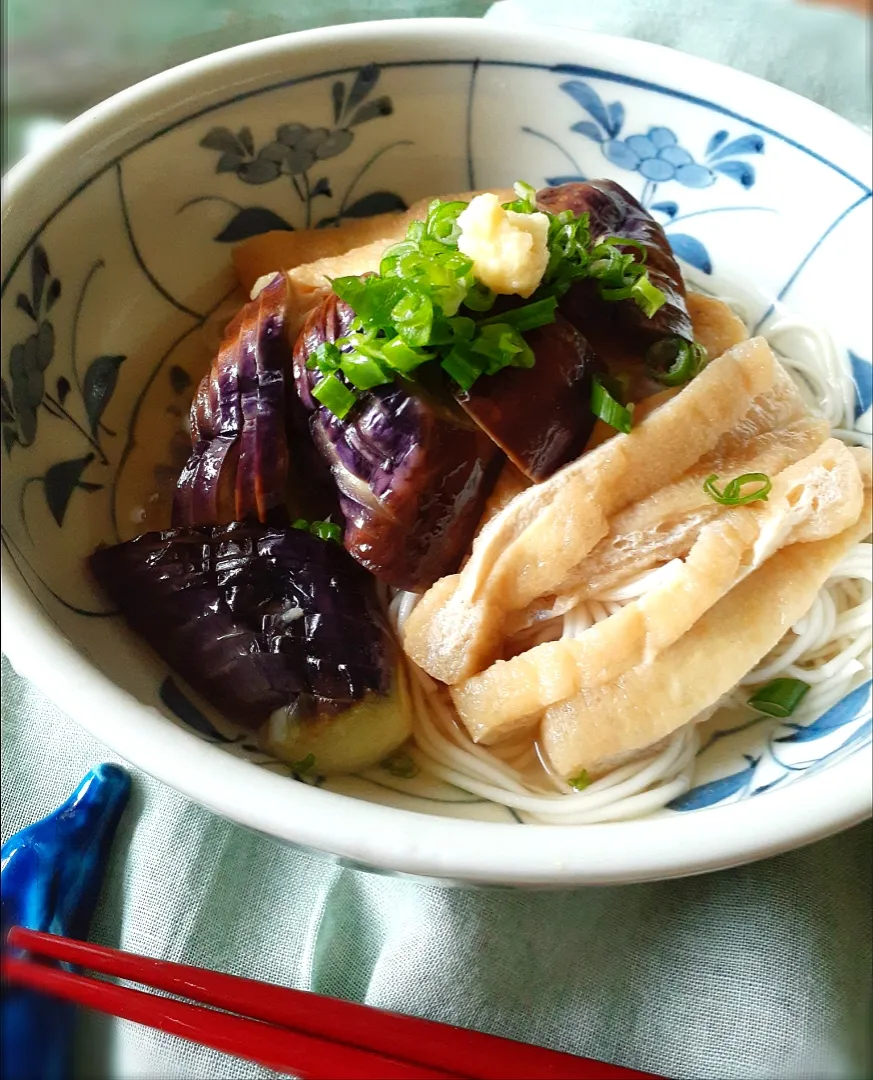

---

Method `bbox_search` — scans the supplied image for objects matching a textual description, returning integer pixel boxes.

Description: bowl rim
[2,17,871,886]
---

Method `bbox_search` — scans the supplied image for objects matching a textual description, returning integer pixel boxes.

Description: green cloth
[2,2,872,1077]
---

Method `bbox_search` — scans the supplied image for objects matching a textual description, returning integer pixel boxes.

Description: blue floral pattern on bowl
[522,79,768,275]
[1,55,871,827]
[182,64,407,242]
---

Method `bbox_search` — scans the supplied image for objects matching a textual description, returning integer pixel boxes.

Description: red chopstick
[3,927,664,1080]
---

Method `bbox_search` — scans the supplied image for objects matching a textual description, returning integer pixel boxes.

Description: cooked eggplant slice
[536,181,695,381]
[173,274,291,527]
[264,665,413,774]
[453,314,600,481]
[90,523,395,730]
[294,292,504,591]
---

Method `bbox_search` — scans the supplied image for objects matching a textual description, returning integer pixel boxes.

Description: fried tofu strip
[509,415,829,632]
[451,440,867,742]
[233,211,411,294]
[687,292,747,360]
[402,338,779,684]
[540,475,872,779]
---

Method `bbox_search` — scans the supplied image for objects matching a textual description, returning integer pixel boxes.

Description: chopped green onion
[339,353,391,390]
[291,518,343,544]
[310,520,343,543]
[591,377,633,434]
[312,373,356,419]
[306,341,342,374]
[542,210,592,295]
[479,296,558,333]
[463,280,497,312]
[447,315,476,343]
[589,243,637,289]
[502,179,538,214]
[568,770,591,791]
[380,336,434,374]
[629,275,667,319]
[425,200,468,246]
[470,323,534,374]
[646,337,705,387]
[514,180,537,203]
[392,291,434,347]
[381,750,419,778]
[588,238,665,317]
[291,753,317,776]
[441,346,485,391]
[748,678,811,718]
[597,235,649,262]
[703,472,772,506]
[331,275,404,329]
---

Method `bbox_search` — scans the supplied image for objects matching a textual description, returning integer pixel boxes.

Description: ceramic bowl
[2,18,871,886]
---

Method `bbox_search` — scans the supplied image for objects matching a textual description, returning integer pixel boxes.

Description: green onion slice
[502,179,538,214]
[587,236,665,315]
[748,678,811,718]
[646,337,705,387]
[441,346,485,391]
[703,472,772,506]
[380,336,434,374]
[381,751,419,778]
[463,280,497,312]
[425,200,468,246]
[392,290,434,347]
[591,377,633,434]
[597,235,649,262]
[291,519,343,544]
[471,323,534,374]
[305,341,342,374]
[339,353,392,391]
[310,520,343,543]
[312,373,356,420]
[331,275,404,329]
[629,275,667,320]
[568,770,591,791]
[479,295,558,333]
[291,753,317,776]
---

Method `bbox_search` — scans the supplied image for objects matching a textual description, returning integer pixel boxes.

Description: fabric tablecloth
[2,2,871,1078]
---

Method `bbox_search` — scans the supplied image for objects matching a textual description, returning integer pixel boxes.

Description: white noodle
[383,295,871,825]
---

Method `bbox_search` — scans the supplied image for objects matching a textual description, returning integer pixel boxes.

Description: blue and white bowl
[2,19,870,885]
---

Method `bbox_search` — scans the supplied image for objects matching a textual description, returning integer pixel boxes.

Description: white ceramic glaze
[2,19,871,886]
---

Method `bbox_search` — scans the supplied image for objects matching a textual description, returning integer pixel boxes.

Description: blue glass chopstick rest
[1,764,131,1080]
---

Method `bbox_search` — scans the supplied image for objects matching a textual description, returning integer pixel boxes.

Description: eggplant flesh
[454,314,600,482]
[173,274,291,528]
[264,666,413,774]
[90,523,395,730]
[294,293,504,591]
[536,181,693,381]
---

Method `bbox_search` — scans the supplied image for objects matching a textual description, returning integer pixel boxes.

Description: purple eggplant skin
[292,291,359,410]
[294,293,504,592]
[90,523,394,730]
[174,274,291,528]
[454,314,600,482]
[536,181,693,377]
